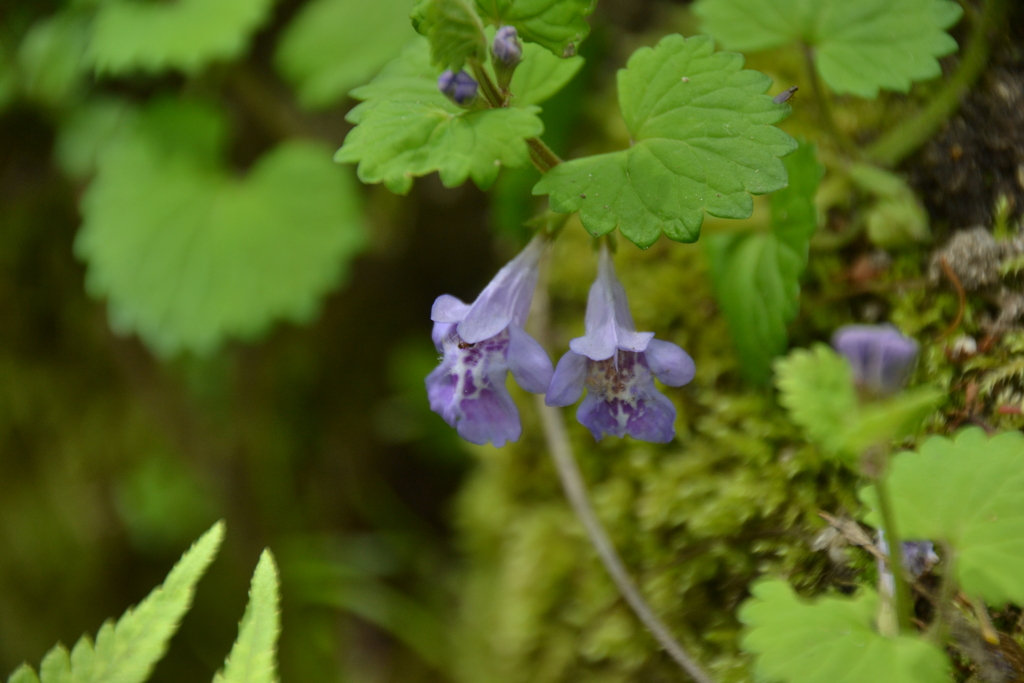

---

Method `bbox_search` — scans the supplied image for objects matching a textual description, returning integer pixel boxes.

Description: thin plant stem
[527,137,562,172]
[926,543,956,645]
[865,0,1009,166]
[873,474,913,633]
[802,44,858,156]
[468,58,504,108]
[534,396,715,683]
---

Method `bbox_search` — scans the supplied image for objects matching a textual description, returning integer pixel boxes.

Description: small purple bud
[773,86,798,104]
[832,324,919,396]
[438,69,478,105]
[492,26,522,66]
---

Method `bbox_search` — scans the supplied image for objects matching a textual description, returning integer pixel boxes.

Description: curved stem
[535,396,715,683]
[527,137,562,173]
[802,44,858,157]
[468,58,504,109]
[864,0,1009,166]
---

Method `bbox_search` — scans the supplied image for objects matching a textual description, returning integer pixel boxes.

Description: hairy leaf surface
[88,0,273,74]
[534,34,796,248]
[213,551,280,683]
[693,0,963,97]
[475,0,596,56]
[706,143,822,383]
[274,0,417,109]
[10,523,224,683]
[863,428,1024,606]
[741,580,948,683]
[337,39,545,193]
[775,344,858,456]
[77,100,365,356]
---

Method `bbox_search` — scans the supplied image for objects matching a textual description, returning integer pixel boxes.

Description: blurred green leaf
[849,166,931,248]
[54,98,137,180]
[76,99,366,356]
[740,579,948,683]
[533,34,796,248]
[693,0,963,98]
[7,666,40,683]
[88,0,274,74]
[411,0,487,71]
[863,428,1024,606]
[274,0,418,109]
[842,387,943,454]
[214,550,280,683]
[775,343,858,457]
[475,0,596,56]
[337,38,543,194]
[706,142,822,384]
[17,12,89,107]
[10,522,224,683]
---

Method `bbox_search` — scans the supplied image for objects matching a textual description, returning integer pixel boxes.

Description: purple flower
[426,236,553,447]
[492,26,522,66]
[832,324,919,396]
[545,247,695,443]
[438,69,478,105]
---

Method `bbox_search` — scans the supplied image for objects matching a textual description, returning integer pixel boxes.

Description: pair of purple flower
[426,237,696,447]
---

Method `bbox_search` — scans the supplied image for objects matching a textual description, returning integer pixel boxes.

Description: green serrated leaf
[24,522,224,683]
[533,34,796,248]
[337,38,544,193]
[274,0,418,109]
[475,0,596,56]
[863,428,1024,606]
[694,0,963,98]
[7,666,40,683]
[412,0,487,70]
[740,579,948,683]
[508,42,583,106]
[841,386,943,454]
[77,99,366,356]
[17,12,89,107]
[88,0,274,74]
[775,343,858,456]
[337,101,542,193]
[706,142,822,383]
[213,550,280,683]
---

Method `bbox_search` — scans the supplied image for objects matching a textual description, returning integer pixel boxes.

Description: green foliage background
[3,1,1024,683]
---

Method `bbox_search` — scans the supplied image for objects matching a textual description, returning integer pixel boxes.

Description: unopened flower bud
[832,324,919,396]
[438,69,478,105]
[492,26,522,67]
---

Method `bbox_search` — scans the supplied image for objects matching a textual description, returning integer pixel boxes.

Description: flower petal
[545,351,588,407]
[575,386,676,443]
[569,247,653,361]
[458,235,546,343]
[506,325,553,394]
[455,384,521,447]
[431,294,471,323]
[432,321,456,353]
[643,338,695,387]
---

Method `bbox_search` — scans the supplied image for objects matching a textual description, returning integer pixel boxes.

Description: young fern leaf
[214,550,281,683]
[740,580,948,683]
[475,0,596,56]
[693,0,963,98]
[87,0,274,75]
[336,38,546,194]
[706,142,823,384]
[862,428,1024,606]
[533,34,797,249]
[411,0,488,71]
[7,522,225,683]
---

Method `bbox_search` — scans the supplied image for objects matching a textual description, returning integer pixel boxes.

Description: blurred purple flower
[438,69,478,105]
[492,26,522,66]
[832,324,919,395]
[546,246,695,443]
[426,236,553,447]
[878,531,938,597]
